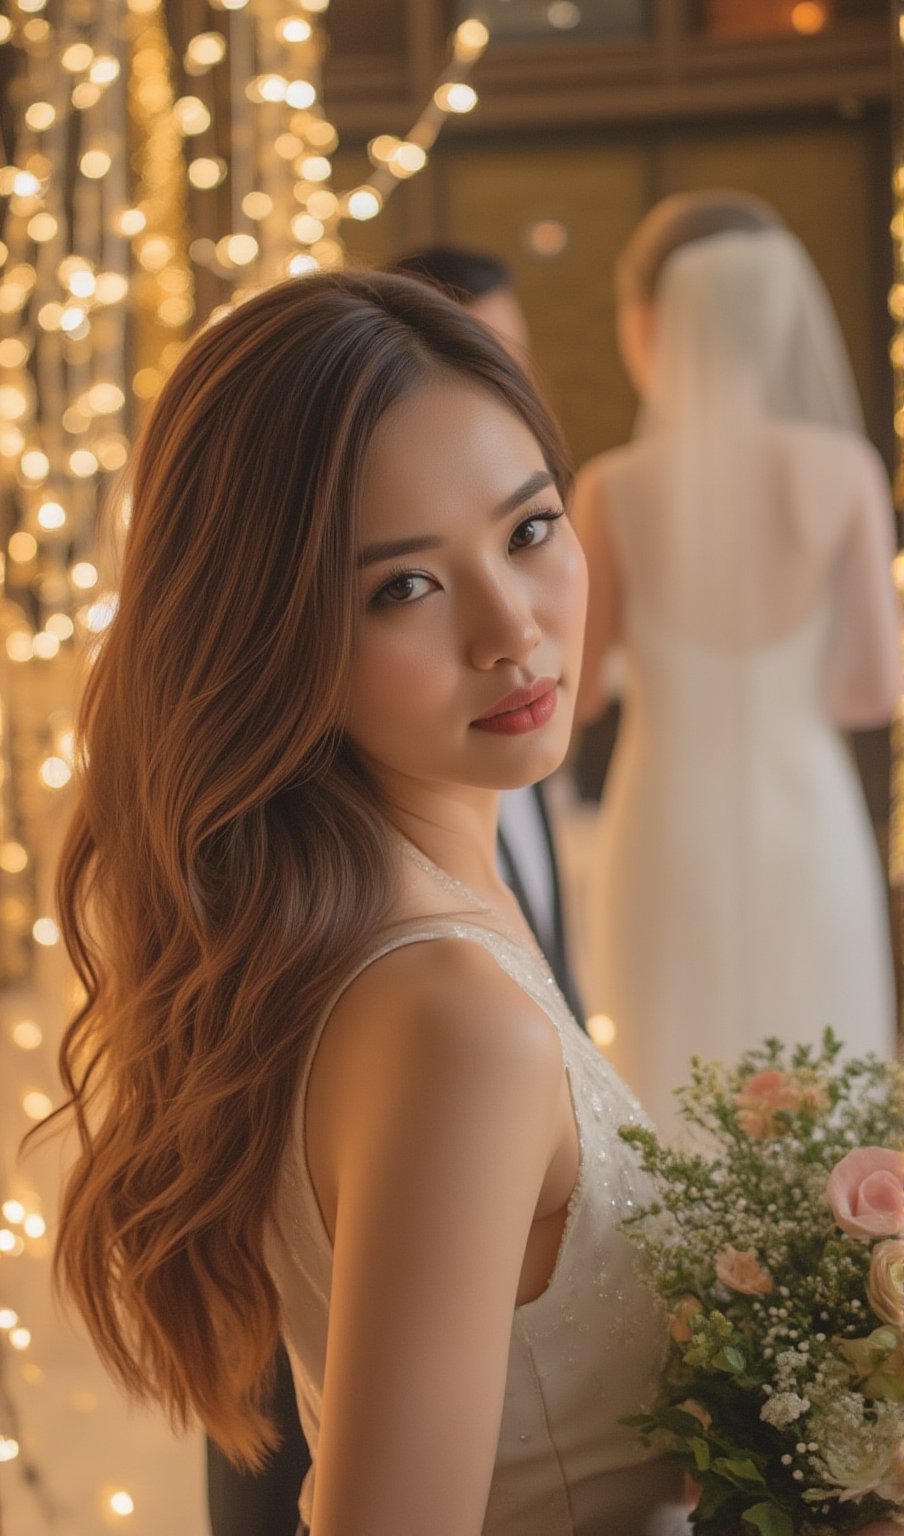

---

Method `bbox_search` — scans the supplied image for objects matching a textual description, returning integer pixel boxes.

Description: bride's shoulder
[326,932,561,1072]
[766,417,883,479]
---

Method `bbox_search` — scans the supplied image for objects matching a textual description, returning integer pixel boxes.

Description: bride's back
[600,417,883,655]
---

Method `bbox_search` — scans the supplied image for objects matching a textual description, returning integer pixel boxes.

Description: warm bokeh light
[587,1013,618,1049]
[790,1,828,34]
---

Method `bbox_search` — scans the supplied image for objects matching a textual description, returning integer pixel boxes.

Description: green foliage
[617,1031,904,1536]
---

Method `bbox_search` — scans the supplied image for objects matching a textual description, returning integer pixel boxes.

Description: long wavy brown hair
[47,270,571,1466]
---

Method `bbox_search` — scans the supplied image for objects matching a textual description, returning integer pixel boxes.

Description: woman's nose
[467,576,542,670]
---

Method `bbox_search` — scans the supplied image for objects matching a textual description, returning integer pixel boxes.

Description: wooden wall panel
[413,113,890,467]
[435,139,651,464]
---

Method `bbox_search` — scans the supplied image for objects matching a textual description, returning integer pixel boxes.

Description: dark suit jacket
[207,787,583,1535]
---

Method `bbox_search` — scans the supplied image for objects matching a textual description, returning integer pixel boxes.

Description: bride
[46,272,892,1536]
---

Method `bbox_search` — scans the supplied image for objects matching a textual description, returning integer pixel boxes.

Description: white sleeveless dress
[585,434,897,1138]
[267,873,690,1535]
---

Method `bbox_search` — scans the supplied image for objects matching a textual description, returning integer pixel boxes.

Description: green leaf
[690,1436,711,1471]
[712,1457,766,1486]
[711,1346,746,1374]
[694,1478,736,1521]
[740,1500,794,1536]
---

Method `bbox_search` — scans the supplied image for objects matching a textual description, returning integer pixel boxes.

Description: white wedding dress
[585,421,898,1137]
[267,844,690,1536]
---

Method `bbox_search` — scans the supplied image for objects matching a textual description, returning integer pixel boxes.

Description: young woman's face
[344,378,587,795]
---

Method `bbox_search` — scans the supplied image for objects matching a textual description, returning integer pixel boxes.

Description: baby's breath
[619,1030,904,1536]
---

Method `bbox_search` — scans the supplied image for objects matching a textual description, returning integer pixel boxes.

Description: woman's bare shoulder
[326,933,562,1076]
[305,936,565,1239]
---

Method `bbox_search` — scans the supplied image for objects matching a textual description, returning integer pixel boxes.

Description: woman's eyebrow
[357,470,556,569]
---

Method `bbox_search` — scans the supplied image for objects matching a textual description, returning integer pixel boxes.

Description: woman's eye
[510,509,564,551]
[372,572,433,607]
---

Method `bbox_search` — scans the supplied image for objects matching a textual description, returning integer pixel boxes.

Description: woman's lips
[471,682,558,736]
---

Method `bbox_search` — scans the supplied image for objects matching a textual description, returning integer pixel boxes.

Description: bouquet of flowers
[619,1031,904,1536]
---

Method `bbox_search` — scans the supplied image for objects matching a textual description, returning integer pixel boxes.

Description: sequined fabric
[268,900,689,1535]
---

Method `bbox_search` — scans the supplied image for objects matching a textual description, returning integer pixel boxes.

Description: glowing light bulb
[299,155,331,182]
[24,1214,46,1239]
[454,18,490,59]
[71,560,98,589]
[94,272,129,304]
[242,191,272,220]
[8,531,36,562]
[33,632,61,660]
[5,631,33,662]
[40,756,71,787]
[0,338,28,367]
[0,1309,18,1330]
[31,918,60,948]
[0,841,28,872]
[388,142,427,178]
[790,0,827,33]
[290,214,324,245]
[0,1231,15,1253]
[188,157,227,190]
[80,148,112,179]
[286,80,316,109]
[224,233,258,266]
[0,1438,19,1463]
[37,501,66,529]
[87,381,125,414]
[344,187,381,221]
[277,17,312,42]
[68,269,96,298]
[27,211,57,242]
[110,1492,135,1517]
[24,100,55,131]
[69,449,98,477]
[46,614,74,643]
[11,1021,42,1050]
[9,1328,31,1350]
[185,32,227,71]
[20,448,49,479]
[434,82,477,113]
[60,305,87,334]
[89,54,120,84]
[587,1013,617,1049]
[12,170,41,197]
[306,189,338,221]
[174,96,210,134]
[288,253,319,277]
[116,208,147,237]
[2,1201,25,1224]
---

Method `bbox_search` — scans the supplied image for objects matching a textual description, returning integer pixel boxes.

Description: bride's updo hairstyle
[614,188,783,307]
[48,271,571,1466]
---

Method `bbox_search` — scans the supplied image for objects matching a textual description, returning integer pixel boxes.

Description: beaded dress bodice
[267,843,688,1536]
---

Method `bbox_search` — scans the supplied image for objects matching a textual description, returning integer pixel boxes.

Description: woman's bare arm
[827,440,900,730]
[306,939,564,1536]
[571,461,621,726]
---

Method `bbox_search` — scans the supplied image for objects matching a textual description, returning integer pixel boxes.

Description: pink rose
[736,1070,801,1139]
[867,1239,904,1328]
[714,1246,774,1296]
[826,1148,904,1240]
[735,1069,828,1139]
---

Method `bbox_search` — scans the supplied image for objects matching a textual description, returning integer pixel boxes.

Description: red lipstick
[471,678,558,736]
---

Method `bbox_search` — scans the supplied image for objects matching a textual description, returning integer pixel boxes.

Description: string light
[0,4,492,1518]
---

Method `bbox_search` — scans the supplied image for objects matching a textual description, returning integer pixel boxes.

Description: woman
[50,272,687,1536]
[573,192,899,1138]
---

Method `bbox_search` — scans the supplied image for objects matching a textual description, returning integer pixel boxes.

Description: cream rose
[867,1239,904,1329]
